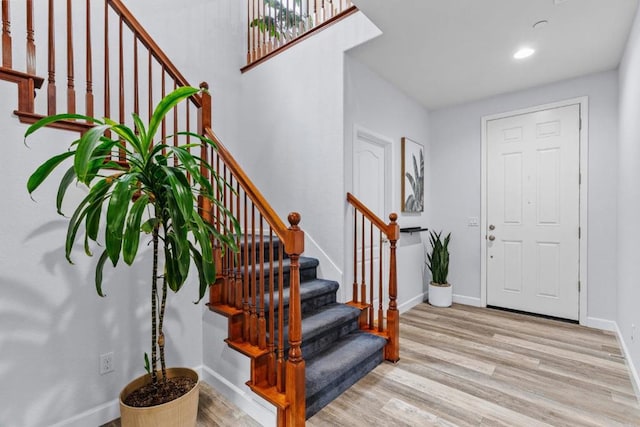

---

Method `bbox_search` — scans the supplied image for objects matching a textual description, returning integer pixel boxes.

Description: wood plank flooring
[104,303,640,426]
[308,303,640,427]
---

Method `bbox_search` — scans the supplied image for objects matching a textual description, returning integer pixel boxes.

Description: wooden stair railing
[346,192,400,362]
[1,1,306,425]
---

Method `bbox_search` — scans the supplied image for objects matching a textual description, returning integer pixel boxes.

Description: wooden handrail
[346,192,398,240]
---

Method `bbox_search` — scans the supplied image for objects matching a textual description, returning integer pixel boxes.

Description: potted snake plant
[24,86,238,426]
[427,230,452,307]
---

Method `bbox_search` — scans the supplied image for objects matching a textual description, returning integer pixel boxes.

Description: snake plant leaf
[105,174,136,266]
[123,194,149,265]
[55,166,77,215]
[95,249,110,297]
[24,113,103,141]
[27,151,76,195]
[146,86,200,152]
[75,124,112,184]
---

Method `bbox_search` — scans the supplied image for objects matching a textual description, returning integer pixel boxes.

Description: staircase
[1,1,400,425]
[211,236,387,419]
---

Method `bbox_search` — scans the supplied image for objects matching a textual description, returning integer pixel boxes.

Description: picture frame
[401,137,424,213]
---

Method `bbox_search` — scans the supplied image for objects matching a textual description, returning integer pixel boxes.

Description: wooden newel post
[285,212,306,426]
[385,213,400,362]
[198,82,213,224]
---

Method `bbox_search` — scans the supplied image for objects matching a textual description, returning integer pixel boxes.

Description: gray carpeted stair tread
[233,256,319,284]
[264,278,339,312]
[305,331,387,418]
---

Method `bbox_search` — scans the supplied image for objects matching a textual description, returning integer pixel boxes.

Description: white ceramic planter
[119,367,199,427]
[428,282,452,307]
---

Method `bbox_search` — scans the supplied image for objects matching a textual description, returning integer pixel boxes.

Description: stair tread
[299,303,360,342]
[264,278,338,309]
[305,331,387,398]
[233,256,318,278]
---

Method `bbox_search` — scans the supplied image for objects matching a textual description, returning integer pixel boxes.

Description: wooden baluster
[378,230,383,332]
[369,222,374,329]
[172,81,178,164]
[85,0,93,118]
[147,51,152,123]
[285,212,305,426]
[104,0,110,131]
[161,70,166,155]
[361,211,366,304]
[385,213,399,362]
[227,170,235,307]
[352,210,358,303]
[243,193,250,342]
[258,219,266,349]
[26,0,35,74]
[47,0,56,115]
[118,17,124,159]
[133,38,138,119]
[277,241,285,393]
[66,0,76,114]
[235,181,243,310]
[2,0,11,68]
[250,205,259,346]
[224,165,231,305]
[267,229,276,386]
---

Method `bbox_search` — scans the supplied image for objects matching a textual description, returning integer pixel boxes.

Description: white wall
[0,1,240,426]
[344,55,431,310]
[429,70,619,319]
[235,12,380,272]
[617,3,640,392]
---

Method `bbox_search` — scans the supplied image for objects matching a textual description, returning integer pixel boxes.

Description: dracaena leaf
[27,151,76,194]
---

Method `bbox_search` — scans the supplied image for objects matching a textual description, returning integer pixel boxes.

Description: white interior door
[352,128,391,305]
[486,104,580,320]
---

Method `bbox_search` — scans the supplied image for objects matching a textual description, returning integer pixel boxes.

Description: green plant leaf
[56,166,77,215]
[65,179,111,263]
[74,124,112,184]
[105,174,136,266]
[95,249,110,297]
[163,166,194,222]
[27,151,76,194]
[123,194,150,265]
[24,114,103,140]
[147,86,200,151]
[188,241,208,302]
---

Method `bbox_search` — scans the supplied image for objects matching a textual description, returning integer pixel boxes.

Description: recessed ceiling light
[514,47,535,59]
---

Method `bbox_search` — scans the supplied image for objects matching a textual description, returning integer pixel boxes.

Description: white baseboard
[614,323,640,403]
[201,365,275,426]
[49,398,120,427]
[398,292,427,314]
[584,316,617,332]
[452,294,483,307]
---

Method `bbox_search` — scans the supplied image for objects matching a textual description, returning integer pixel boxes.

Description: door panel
[486,104,580,320]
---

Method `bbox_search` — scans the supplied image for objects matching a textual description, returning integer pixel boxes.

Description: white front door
[486,104,580,320]
[352,127,391,305]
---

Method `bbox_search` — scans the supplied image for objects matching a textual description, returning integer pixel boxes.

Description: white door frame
[480,97,588,325]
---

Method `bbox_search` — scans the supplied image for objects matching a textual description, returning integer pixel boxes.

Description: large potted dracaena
[427,230,452,307]
[24,86,238,426]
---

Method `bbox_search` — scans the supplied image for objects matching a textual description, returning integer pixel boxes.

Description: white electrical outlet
[100,352,114,375]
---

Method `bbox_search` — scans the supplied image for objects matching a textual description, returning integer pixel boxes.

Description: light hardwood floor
[105,303,640,426]
[308,303,640,426]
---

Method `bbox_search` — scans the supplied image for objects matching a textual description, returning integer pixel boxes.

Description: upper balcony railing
[244,0,356,71]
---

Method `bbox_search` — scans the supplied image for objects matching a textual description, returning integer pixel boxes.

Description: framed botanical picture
[401,137,424,213]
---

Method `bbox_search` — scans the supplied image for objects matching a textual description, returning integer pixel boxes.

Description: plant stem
[151,223,159,385]
[158,273,168,382]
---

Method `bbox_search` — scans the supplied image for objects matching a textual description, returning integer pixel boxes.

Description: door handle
[488,235,495,241]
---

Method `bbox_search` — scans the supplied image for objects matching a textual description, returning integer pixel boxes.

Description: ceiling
[348,0,639,110]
